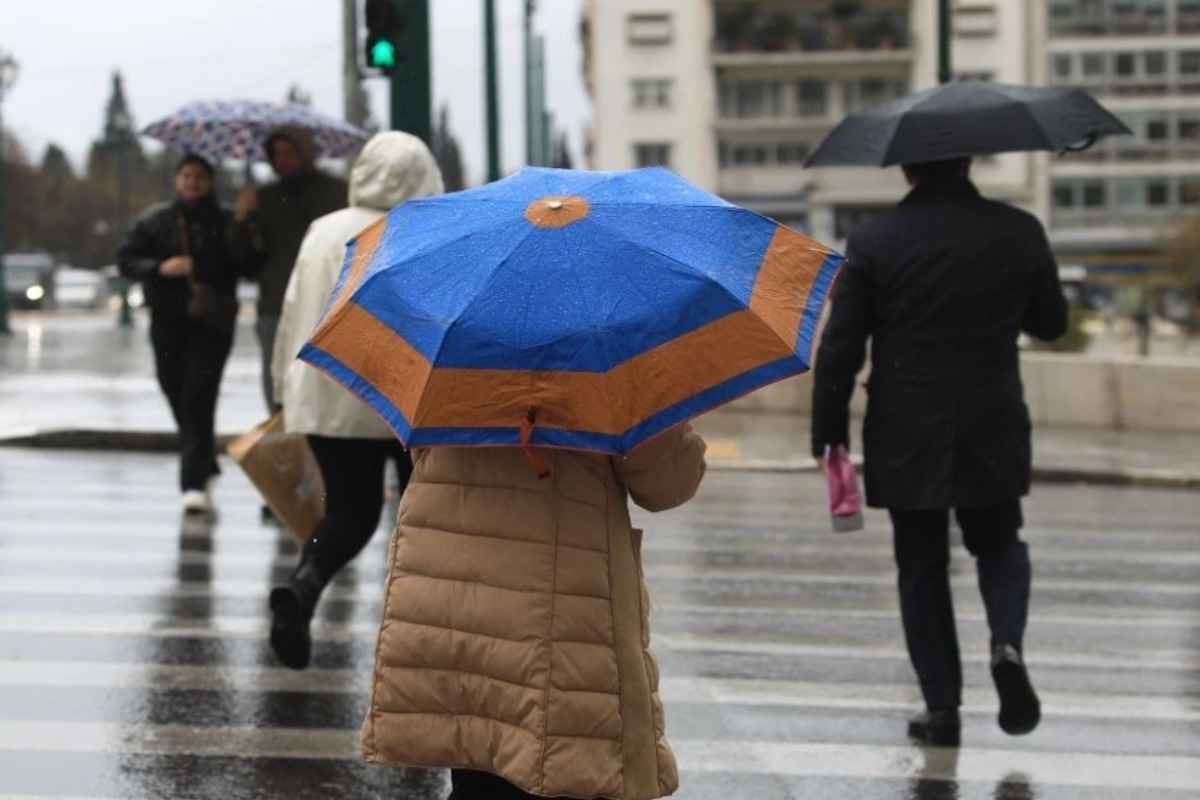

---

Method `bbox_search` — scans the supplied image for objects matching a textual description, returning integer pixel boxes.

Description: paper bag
[227,413,324,544]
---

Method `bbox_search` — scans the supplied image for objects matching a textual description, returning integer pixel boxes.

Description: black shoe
[907,708,961,747]
[992,644,1041,735]
[269,562,325,670]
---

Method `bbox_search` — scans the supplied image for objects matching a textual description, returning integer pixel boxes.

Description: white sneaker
[181,490,210,514]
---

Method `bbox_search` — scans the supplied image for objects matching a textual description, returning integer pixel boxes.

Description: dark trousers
[150,317,234,492]
[449,770,572,800]
[302,435,412,582]
[889,500,1030,710]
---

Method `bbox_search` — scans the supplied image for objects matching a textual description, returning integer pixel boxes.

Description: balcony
[713,3,910,58]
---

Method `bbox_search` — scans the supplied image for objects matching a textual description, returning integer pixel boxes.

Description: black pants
[449,770,572,800]
[150,317,234,492]
[889,500,1030,711]
[302,435,412,582]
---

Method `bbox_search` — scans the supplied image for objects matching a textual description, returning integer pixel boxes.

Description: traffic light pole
[484,0,500,182]
[0,87,10,335]
[937,0,952,84]
[390,0,432,145]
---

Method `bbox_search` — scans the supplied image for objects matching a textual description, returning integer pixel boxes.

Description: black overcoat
[811,177,1068,509]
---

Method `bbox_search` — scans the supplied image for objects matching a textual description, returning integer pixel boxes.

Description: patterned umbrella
[299,167,845,455]
[141,99,368,162]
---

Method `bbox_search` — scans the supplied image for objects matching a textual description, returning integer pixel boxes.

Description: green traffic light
[371,38,397,69]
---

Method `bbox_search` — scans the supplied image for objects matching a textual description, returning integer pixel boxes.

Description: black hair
[175,153,215,178]
[901,158,971,184]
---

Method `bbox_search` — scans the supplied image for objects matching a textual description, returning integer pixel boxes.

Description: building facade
[1039,0,1200,273]
[584,0,1046,245]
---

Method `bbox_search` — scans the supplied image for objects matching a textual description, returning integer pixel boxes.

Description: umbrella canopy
[141,99,368,162]
[806,81,1131,168]
[298,167,844,455]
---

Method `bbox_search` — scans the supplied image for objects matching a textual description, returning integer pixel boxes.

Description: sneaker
[906,708,961,747]
[181,489,210,515]
[992,643,1041,735]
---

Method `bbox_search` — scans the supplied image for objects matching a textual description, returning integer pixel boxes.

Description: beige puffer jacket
[362,425,707,799]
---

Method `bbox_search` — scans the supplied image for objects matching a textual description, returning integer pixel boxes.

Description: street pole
[937,0,952,84]
[116,128,133,328]
[343,0,368,128]
[389,0,432,144]
[0,52,17,336]
[484,0,501,181]
[524,0,536,166]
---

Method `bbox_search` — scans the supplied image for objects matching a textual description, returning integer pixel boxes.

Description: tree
[432,105,466,191]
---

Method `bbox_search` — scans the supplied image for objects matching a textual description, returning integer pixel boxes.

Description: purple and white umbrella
[141,99,368,162]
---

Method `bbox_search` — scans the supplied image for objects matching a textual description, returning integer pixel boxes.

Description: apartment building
[1038,0,1200,270]
[583,0,1040,245]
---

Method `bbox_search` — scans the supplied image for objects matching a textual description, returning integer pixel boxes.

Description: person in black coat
[811,158,1068,746]
[117,155,244,514]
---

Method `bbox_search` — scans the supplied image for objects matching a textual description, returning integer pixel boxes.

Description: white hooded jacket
[272,131,444,438]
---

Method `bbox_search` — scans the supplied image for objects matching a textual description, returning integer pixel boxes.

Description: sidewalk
[2,311,1197,489]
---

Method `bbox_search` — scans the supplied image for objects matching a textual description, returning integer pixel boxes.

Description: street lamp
[0,51,19,335]
[111,107,135,328]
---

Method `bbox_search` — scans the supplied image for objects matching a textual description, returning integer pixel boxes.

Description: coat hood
[264,126,319,169]
[349,131,444,212]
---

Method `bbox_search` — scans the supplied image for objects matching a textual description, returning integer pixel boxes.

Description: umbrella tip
[548,200,564,210]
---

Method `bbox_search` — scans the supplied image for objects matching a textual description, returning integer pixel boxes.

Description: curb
[3,428,1198,492]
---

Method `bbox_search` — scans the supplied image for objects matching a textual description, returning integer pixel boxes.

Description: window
[1180,118,1200,143]
[1082,181,1106,207]
[1144,51,1167,76]
[776,142,810,164]
[796,80,827,116]
[719,80,783,119]
[1081,53,1105,79]
[843,77,907,112]
[1052,183,1076,208]
[1053,54,1073,79]
[1115,178,1143,207]
[1147,179,1170,206]
[634,143,671,168]
[1114,52,1136,78]
[1180,51,1200,77]
[628,13,672,45]
[632,79,672,109]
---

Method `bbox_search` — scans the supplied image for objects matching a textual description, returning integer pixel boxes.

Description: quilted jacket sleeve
[613,423,707,513]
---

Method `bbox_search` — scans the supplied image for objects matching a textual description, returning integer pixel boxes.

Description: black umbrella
[805,81,1131,168]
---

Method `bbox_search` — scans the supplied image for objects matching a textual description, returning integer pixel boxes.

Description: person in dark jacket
[811,158,1068,747]
[229,126,348,414]
[117,155,245,514]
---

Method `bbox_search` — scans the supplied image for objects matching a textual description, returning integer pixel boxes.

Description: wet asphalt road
[0,448,1197,799]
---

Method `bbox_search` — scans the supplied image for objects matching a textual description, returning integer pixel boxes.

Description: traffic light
[365,0,404,72]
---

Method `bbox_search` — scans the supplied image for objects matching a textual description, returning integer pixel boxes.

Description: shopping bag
[824,444,864,532]
[226,413,324,544]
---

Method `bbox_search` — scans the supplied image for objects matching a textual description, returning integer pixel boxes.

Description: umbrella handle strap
[519,410,551,480]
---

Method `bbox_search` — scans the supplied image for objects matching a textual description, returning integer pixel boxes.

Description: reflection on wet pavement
[0,450,1198,798]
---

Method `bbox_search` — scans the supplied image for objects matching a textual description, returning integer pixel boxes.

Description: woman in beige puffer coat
[363,424,707,799]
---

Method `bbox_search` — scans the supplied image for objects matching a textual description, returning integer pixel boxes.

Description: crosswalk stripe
[0,662,1194,723]
[0,722,1195,792]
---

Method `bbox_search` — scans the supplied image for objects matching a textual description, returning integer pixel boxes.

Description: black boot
[907,708,961,747]
[992,643,1040,735]
[269,560,326,670]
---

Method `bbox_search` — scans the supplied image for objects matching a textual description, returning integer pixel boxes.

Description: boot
[269,559,327,670]
[992,643,1040,735]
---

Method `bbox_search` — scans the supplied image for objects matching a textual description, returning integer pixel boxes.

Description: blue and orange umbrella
[299,167,844,456]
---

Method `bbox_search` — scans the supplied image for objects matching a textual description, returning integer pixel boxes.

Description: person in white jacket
[267,131,444,669]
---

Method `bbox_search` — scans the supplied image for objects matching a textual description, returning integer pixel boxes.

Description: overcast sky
[0,0,590,185]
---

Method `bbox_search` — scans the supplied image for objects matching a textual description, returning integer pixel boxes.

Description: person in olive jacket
[117,155,245,514]
[811,158,1068,747]
[229,126,348,413]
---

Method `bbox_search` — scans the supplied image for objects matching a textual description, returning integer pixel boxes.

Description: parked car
[3,252,55,310]
[52,267,108,310]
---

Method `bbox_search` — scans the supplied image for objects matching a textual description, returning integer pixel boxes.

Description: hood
[349,131,445,211]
